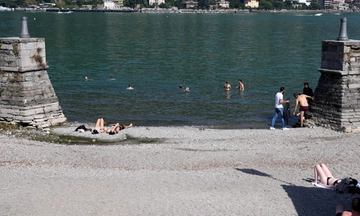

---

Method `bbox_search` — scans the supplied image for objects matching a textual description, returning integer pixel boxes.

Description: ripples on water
[1,12,360,128]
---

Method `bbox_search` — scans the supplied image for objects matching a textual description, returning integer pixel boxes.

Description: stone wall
[311,40,360,132]
[0,37,66,128]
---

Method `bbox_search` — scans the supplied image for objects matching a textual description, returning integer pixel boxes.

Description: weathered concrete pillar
[0,17,66,129]
[311,18,360,132]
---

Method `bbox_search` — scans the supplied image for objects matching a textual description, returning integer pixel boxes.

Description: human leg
[300,111,305,127]
[114,123,121,133]
[99,118,104,128]
[124,123,133,129]
[279,108,286,128]
[271,109,279,127]
[320,163,334,178]
[95,119,100,127]
[314,164,328,185]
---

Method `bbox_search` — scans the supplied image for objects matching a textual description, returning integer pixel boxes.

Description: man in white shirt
[270,87,290,130]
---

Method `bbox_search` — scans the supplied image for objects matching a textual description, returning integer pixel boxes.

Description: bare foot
[128,123,133,128]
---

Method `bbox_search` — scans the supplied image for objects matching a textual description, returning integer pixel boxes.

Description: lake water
[1,11,360,129]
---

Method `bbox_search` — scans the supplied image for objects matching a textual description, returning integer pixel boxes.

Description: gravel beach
[1,124,360,215]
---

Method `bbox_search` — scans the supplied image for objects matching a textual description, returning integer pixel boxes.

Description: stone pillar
[0,21,66,129]
[311,39,360,132]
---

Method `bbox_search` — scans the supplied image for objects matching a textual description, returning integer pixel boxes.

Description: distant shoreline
[7,7,359,14]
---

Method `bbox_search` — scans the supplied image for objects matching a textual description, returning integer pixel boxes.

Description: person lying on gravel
[314,163,359,192]
[91,118,132,135]
[106,123,133,135]
[92,118,107,134]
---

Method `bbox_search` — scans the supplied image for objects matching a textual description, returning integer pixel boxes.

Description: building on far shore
[331,1,349,10]
[244,0,259,8]
[103,0,124,9]
[149,0,165,6]
[184,1,198,8]
[217,0,230,8]
[294,0,311,6]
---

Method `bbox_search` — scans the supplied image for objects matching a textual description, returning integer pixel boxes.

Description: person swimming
[127,84,134,90]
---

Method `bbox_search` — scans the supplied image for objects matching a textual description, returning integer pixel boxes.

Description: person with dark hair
[292,93,314,127]
[313,163,359,193]
[237,79,244,91]
[303,82,314,97]
[106,123,133,135]
[270,87,290,130]
[336,197,360,216]
[224,81,231,91]
[92,118,132,135]
[127,84,134,90]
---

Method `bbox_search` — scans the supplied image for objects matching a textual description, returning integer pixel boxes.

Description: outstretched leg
[124,123,133,129]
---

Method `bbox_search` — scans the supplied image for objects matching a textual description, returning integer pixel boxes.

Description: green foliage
[0,0,26,7]
[259,0,273,9]
[309,1,323,9]
[229,0,244,9]
[123,0,136,7]
[284,0,292,9]
[198,0,209,9]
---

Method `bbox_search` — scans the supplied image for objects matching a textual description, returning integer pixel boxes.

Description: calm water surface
[1,12,360,128]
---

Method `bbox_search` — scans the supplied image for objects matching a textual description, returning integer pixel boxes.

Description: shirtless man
[224,81,231,91]
[292,93,314,127]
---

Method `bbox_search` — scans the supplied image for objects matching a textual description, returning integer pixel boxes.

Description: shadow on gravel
[235,168,354,216]
[235,168,294,185]
[282,185,354,216]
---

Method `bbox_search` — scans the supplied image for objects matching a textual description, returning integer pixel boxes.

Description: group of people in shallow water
[223,79,245,91]
[179,79,244,93]
[313,163,360,216]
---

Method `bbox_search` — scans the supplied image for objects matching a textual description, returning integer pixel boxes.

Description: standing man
[270,87,290,130]
[303,82,313,97]
[292,93,314,127]
[224,81,231,91]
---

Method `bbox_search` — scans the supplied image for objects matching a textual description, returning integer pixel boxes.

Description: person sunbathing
[106,123,133,135]
[314,163,343,188]
[93,118,107,133]
[93,118,133,135]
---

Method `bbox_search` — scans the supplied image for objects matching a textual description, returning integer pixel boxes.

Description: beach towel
[311,182,334,190]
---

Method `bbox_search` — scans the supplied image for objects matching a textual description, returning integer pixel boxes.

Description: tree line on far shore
[1,0,356,11]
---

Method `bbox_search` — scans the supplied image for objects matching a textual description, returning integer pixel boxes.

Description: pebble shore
[1,124,359,215]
